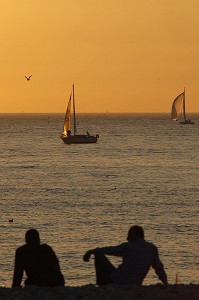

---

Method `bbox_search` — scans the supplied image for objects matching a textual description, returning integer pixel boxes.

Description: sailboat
[171,88,194,124]
[61,85,99,144]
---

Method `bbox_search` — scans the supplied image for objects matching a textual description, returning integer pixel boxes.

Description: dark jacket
[12,243,65,287]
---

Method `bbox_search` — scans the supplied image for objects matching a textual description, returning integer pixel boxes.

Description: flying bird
[25,75,32,81]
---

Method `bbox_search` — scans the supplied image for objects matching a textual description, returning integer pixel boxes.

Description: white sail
[171,92,184,121]
[63,94,71,135]
[72,84,77,135]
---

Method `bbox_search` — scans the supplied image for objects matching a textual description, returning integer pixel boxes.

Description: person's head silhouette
[25,228,40,245]
[127,225,144,242]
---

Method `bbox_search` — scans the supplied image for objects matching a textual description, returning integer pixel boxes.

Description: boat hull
[61,134,99,144]
[180,120,195,124]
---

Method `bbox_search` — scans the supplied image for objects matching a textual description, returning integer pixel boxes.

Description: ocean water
[0,113,198,287]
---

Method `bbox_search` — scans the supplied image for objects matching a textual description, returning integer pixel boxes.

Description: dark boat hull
[61,134,99,144]
[180,120,195,124]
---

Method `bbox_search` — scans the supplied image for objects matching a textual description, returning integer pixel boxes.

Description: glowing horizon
[1,1,199,113]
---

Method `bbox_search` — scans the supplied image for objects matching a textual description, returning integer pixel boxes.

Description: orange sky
[1,0,199,113]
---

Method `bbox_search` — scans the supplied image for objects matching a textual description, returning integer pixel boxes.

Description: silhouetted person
[83,225,168,285]
[67,130,71,137]
[12,229,65,287]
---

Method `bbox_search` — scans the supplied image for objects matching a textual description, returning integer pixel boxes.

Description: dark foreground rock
[0,284,198,300]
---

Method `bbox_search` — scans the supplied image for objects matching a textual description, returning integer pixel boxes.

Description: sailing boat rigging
[171,88,194,124]
[61,85,99,144]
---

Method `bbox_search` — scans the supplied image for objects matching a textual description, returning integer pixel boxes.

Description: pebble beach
[0,284,198,300]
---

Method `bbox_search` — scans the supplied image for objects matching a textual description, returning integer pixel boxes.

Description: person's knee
[94,252,105,259]
[95,252,103,258]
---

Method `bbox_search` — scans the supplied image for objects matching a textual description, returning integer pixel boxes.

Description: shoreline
[0,284,198,300]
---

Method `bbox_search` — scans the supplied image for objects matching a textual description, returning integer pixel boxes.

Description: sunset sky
[1,0,199,113]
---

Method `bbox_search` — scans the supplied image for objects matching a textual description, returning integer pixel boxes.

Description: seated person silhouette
[83,225,168,285]
[12,228,65,287]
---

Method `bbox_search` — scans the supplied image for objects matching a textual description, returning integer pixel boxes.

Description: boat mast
[183,87,186,121]
[73,84,77,135]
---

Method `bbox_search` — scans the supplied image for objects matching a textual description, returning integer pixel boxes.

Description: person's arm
[83,244,125,262]
[151,247,168,284]
[46,245,61,272]
[12,249,24,287]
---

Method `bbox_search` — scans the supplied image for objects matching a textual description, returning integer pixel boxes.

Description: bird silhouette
[9,218,14,223]
[25,75,32,81]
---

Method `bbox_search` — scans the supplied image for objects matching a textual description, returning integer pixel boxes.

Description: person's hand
[83,251,92,262]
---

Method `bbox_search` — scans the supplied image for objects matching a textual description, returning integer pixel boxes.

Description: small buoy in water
[9,219,13,223]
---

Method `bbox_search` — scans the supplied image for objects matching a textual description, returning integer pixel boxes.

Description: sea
[0,113,198,287]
